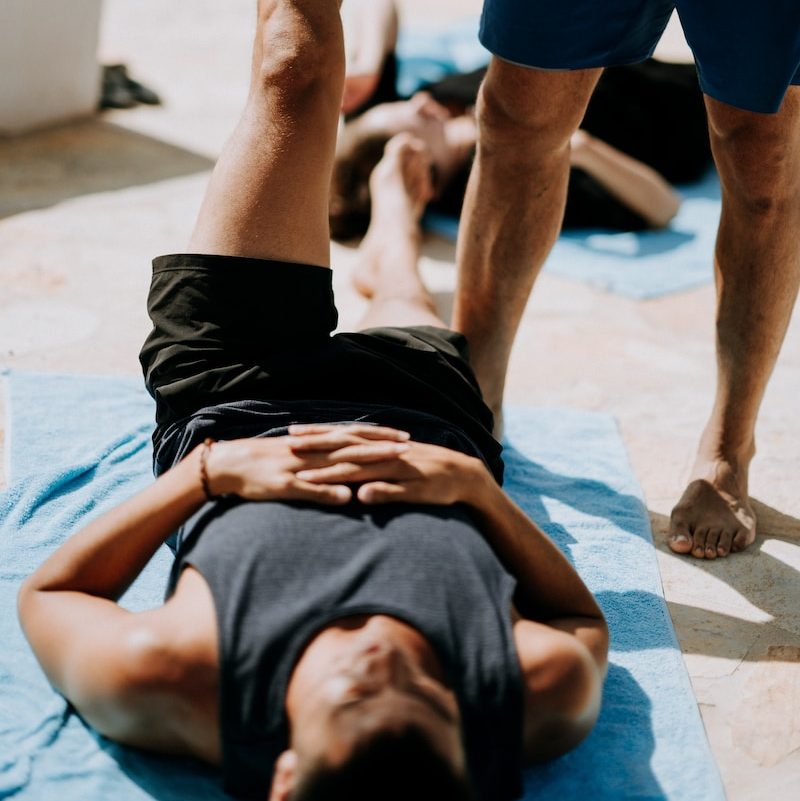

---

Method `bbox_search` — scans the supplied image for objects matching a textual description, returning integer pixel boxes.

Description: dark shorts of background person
[425,59,710,230]
[139,253,503,482]
[480,0,800,114]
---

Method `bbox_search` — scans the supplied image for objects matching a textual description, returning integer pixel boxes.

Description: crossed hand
[204,423,485,506]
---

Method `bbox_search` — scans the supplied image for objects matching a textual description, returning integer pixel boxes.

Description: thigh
[188,0,345,266]
[479,0,674,71]
[677,0,800,113]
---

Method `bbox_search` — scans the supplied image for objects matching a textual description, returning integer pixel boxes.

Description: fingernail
[671,534,688,543]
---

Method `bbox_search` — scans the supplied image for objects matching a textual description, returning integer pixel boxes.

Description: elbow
[521,637,605,764]
[17,575,39,630]
[647,190,682,229]
[589,616,610,678]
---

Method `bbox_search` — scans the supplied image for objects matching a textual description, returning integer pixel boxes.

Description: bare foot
[669,455,757,559]
[352,133,434,299]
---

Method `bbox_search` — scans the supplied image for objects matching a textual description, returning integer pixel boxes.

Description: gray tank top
[168,499,523,801]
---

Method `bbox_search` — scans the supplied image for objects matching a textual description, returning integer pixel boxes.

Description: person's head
[330,92,462,240]
[271,724,475,801]
[270,629,473,801]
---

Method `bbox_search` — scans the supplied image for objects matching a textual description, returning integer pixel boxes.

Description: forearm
[468,472,607,667]
[22,446,206,601]
[570,132,681,228]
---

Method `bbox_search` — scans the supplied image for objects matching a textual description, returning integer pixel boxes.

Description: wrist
[195,439,237,499]
[460,456,497,512]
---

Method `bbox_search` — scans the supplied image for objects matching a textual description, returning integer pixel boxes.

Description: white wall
[0,0,103,134]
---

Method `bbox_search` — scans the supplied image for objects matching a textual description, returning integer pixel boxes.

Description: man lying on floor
[17,3,608,800]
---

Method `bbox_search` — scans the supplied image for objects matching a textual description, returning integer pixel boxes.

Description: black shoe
[99,64,161,109]
[99,64,137,109]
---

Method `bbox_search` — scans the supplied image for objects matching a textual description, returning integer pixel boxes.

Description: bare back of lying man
[17,3,608,801]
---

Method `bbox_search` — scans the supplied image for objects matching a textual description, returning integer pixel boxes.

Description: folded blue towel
[0,371,725,800]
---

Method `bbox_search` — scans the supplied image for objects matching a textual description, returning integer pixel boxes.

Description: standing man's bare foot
[351,133,434,300]
[669,438,757,559]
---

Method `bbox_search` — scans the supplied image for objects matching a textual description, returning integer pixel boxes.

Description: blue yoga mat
[0,371,726,801]
[397,21,720,300]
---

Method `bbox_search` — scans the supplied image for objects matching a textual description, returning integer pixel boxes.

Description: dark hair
[329,130,392,241]
[291,725,475,801]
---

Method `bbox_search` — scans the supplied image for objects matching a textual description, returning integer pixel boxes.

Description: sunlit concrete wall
[0,0,103,134]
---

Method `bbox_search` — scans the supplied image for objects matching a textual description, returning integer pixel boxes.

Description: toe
[717,529,734,557]
[732,525,755,552]
[668,517,693,554]
[692,528,709,559]
[705,529,721,559]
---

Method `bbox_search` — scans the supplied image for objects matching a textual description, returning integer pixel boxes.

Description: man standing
[454,1,800,560]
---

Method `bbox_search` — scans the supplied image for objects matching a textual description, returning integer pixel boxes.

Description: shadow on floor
[0,119,214,219]
[649,505,800,659]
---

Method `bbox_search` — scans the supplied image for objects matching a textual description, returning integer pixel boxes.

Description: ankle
[695,434,755,473]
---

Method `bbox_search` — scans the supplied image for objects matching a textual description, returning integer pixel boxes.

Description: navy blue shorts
[480,0,800,113]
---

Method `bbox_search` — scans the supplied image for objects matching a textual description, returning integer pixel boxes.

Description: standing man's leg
[452,0,676,424]
[452,61,600,423]
[669,88,800,558]
[189,0,344,265]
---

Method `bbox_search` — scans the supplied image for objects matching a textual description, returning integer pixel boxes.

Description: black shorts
[139,254,502,481]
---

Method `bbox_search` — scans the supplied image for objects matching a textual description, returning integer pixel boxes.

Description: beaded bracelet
[199,437,217,501]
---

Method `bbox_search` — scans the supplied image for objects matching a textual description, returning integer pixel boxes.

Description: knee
[709,106,800,216]
[476,66,596,163]
[254,1,344,100]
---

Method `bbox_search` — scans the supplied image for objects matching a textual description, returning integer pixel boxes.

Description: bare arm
[17,427,409,740]
[16,448,211,748]
[464,464,608,762]
[570,130,681,228]
[467,471,608,665]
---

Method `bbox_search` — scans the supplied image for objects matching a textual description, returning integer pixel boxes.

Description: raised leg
[355,134,443,330]
[188,0,345,267]
[452,59,601,427]
[669,88,800,558]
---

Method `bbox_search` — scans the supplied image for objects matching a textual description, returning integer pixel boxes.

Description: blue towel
[0,371,725,800]
[397,20,720,300]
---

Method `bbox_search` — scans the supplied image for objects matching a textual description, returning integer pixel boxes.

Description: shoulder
[76,578,219,758]
[512,618,604,764]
